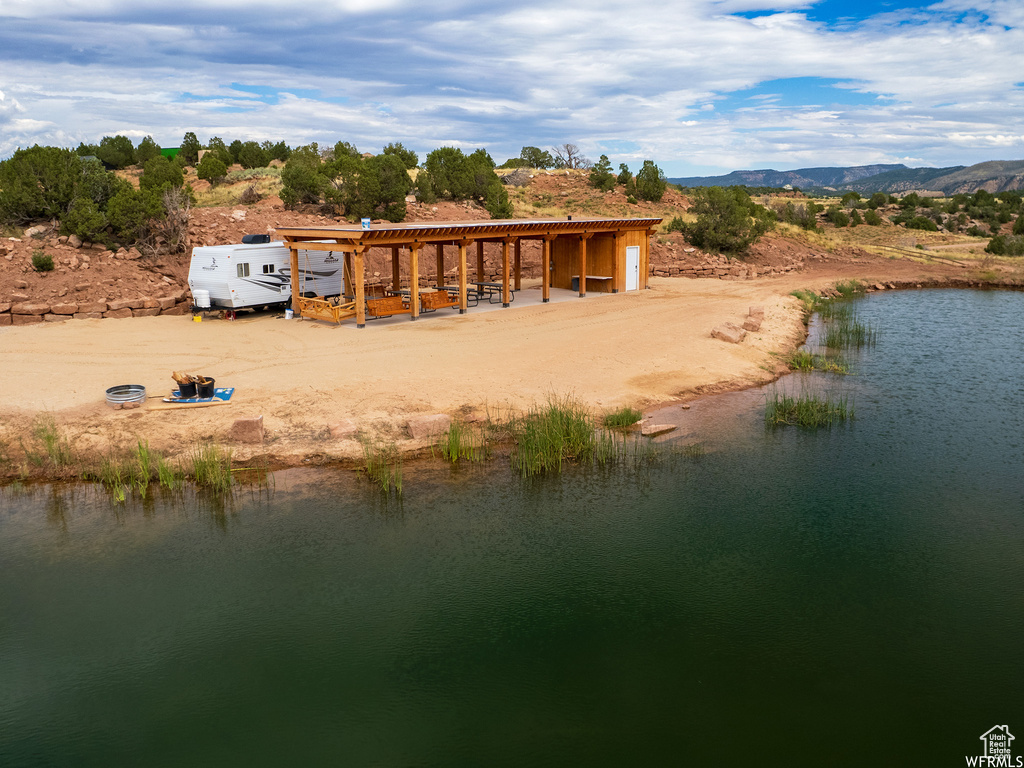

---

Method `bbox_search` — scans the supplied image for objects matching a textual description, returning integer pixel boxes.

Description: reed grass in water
[765,390,854,428]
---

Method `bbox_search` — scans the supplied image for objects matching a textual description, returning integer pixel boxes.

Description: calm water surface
[2,289,1023,766]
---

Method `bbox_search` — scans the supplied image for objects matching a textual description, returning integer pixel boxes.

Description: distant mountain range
[668,160,1024,195]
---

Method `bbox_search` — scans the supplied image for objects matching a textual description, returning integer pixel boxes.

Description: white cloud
[0,0,1022,173]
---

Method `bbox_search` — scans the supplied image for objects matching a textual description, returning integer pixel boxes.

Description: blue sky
[0,0,1022,176]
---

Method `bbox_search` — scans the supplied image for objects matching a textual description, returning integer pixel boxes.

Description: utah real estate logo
[966,725,1021,767]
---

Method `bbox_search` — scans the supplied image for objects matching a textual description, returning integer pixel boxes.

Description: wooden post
[476,240,485,284]
[289,245,301,313]
[580,236,588,297]
[410,243,420,320]
[391,246,401,291]
[343,252,353,299]
[542,237,552,303]
[501,239,511,307]
[514,239,522,291]
[612,232,620,293]
[354,248,366,328]
[435,243,445,289]
[458,240,469,314]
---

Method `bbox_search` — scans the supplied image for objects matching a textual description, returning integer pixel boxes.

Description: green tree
[280,144,327,208]
[519,146,555,170]
[206,137,233,166]
[1012,215,1024,236]
[841,191,861,207]
[589,155,615,191]
[136,136,162,163]
[617,163,632,186]
[826,207,850,227]
[140,155,184,192]
[228,139,244,164]
[62,195,108,242]
[105,187,164,241]
[416,170,437,204]
[867,192,888,209]
[333,141,361,161]
[424,147,471,199]
[680,186,771,254]
[197,153,228,185]
[485,180,513,219]
[864,209,883,226]
[382,142,418,169]
[179,132,202,165]
[96,135,137,169]
[0,145,82,224]
[906,215,938,231]
[634,160,667,202]
[75,142,100,157]
[237,141,270,169]
[267,140,291,162]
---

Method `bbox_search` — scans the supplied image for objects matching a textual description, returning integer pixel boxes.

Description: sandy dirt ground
[0,251,974,475]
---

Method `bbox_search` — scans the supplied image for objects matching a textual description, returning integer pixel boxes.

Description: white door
[626,246,640,291]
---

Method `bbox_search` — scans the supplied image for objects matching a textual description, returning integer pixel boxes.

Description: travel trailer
[187,239,345,309]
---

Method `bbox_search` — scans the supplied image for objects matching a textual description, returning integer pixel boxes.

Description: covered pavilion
[276,217,662,327]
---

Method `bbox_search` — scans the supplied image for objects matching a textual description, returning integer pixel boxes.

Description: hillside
[673,159,1024,195]
[669,164,907,190]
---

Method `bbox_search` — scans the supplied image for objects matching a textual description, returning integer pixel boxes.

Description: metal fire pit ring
[105,384,147,407]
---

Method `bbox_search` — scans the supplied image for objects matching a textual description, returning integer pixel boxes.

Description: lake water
[2,289,1023,766]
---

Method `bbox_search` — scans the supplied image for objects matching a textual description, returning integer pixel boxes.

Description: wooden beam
[343,253,353,298]
[542,237,552,303]
[514,238,522,291]
[501,239,511,307]
[476,240,485,283]
[354,249,366,328]
[435,242,445,289]
[289,246,301,313]
[612,233,620,293]
[391,246,401,291]
[409,243,420,320]
[281,241,358,253]
[458,241,469,313]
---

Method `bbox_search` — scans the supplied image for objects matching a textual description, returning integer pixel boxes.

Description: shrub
[140,155,184,192]
[906,215,938,231]
[96,135,137,169]
[864,209,883,226]
[179,132,202,165]
[0,145,82,224]
[62,195,108,242]
[106,187,163,242]
[197,153,228,185]
[485,180,513,219]
[867,192,888,209]
[635,160,667,202]
[681,186,772,254]
[236,141,270,169]
[617,163,632,186]
[986,235,1024,256]
[850,209,863,226]
[626,195,638,205]
[518,146,556,169]
[280,144,327,207]
[1014,215,1024,236]
[31,250,54,271]
[825,208,850,228]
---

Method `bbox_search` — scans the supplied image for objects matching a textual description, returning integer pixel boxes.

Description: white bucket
[284,309,294,320]
[193,289,211,309]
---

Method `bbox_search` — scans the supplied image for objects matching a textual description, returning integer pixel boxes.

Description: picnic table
[471,281,515,304]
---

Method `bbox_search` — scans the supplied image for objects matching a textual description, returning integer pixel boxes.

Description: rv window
[237,263,250,278]
[262,264,275,274]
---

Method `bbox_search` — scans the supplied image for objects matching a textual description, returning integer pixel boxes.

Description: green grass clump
[25,415,74,468]
[823,316,877,349]
[509,397,596,477]
[31,250,54,272]
[786,350,849,374]
[833,279,865,298]
[765,390,853,428]
[361,439,403,496]
[189,442,234,494]
[438,421,490,464]
[602,406,643,429]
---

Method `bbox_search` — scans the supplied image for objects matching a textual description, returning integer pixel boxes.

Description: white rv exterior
[187,241,345,309]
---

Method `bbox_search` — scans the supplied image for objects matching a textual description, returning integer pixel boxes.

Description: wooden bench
[420,290,460,312]
[365,294,412,318]
[298,295,357,324]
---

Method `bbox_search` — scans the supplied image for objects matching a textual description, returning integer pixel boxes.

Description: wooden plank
[435,243,445,288]
[502,239,511,307]
[283,241,358,253]
[148,399,230,411]
[476,240,485,284]
[391,246,401,291]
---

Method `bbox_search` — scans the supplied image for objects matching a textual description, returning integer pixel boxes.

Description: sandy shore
[1,275,826,466]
